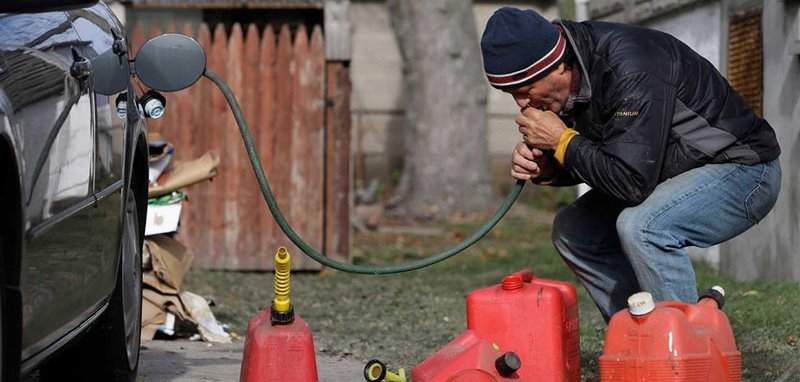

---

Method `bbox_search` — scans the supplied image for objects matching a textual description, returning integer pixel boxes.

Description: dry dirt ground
[139,339,364,382]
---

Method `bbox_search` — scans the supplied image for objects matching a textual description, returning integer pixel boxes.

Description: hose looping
[204,69,525,275]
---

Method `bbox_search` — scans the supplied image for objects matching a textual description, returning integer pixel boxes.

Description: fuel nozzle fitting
[363,359,406,382]
[271,247,294,324]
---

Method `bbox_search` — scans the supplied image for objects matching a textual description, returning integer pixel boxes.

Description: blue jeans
[551,159,781,321]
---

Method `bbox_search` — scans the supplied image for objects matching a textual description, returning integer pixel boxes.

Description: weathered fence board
[133,21,347,270]
[303,26,326,264]
[287,25,325,271]
[224,24,244,268]
[325,61,351,263]
[257,25,277,270]
[172,23,200,258]
[188,24,213,265]
[208,24,228,268]
[235,23,262,269]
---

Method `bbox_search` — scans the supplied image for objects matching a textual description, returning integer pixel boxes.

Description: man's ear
[555,62,568,74]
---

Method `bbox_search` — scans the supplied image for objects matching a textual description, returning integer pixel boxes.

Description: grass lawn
[185,192,800,381]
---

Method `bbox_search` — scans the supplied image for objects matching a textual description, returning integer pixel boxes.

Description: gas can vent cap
[627,292,655,316]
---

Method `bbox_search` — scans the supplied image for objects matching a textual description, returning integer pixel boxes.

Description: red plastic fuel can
[239,308,319,382]
[412,269,580,382]
[412,330,522,382]
[467,270,580,382]
[600,288,741,382]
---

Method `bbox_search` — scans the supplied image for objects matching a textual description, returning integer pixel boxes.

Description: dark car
[0,1,147,381]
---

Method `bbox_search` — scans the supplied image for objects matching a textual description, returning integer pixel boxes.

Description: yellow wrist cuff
[554,129,579,166]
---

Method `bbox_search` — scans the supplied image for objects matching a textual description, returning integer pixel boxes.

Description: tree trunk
[386,0,495,219]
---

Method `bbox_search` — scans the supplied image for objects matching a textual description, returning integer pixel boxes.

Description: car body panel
[0,2,142,369]
[67,0,127,338]
[0,9,100,356]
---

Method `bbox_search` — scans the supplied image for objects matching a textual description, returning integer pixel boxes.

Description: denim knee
[616,207,646,253]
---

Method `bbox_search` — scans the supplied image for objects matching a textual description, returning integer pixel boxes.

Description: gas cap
[627,292,655,316]
[495,352,521,377]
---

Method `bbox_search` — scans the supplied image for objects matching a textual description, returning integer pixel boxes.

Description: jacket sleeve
[531,151,582,187]
[563,72,675,205]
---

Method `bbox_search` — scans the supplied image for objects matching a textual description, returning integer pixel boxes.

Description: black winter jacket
[552,20,780,205]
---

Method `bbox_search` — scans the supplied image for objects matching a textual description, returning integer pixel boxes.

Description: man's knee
[551,206,573,253]
[552,194,625,256]
[616,207,645,249]
[617,205,681,257]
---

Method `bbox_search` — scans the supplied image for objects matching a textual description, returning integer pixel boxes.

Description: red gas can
[239,308,319,382]
[600,288,741,382]
[411,330,522,382]
[412,269,580,382]
[468,270,580,382]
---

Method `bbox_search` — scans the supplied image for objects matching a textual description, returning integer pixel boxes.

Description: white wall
[644,1,722,70]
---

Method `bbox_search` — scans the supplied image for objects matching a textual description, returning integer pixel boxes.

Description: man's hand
[515,108,567,150]
[511,142,554,181]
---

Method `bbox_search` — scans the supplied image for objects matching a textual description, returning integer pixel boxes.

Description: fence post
[323,61,352,264]
[308,25,326,265]
[324,0,352,264]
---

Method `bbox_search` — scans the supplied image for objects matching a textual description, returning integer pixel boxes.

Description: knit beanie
[480,7,566,89]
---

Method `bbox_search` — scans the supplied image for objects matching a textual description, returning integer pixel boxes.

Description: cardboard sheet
[143,235,194,291]
[149,151,220,197]
[142,288,191,340]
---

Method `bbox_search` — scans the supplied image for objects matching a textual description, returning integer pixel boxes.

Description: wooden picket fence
[132,22,350,271]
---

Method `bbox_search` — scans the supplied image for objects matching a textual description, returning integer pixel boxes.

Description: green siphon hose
[204,69,525,275]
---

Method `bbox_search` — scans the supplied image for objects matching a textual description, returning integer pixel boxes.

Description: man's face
[504,63,571,114]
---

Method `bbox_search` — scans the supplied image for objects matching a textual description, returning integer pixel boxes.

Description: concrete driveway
[139,340,364,381]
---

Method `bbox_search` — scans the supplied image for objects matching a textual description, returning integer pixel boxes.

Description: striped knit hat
[480,7,566,89]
